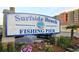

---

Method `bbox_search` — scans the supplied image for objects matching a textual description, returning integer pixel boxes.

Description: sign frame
[5,13,60,37]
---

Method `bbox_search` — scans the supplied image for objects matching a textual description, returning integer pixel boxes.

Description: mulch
[52,45,65,52]
[72,38,79,45]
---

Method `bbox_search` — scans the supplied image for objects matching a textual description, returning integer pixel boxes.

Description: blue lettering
[29,16,34,21]
[15,15,20,21]
[15,15,57,24]
[37,16,43,21]
[46,29,55,33]
[52,29,55,33]
[46,29,50,33]
[24,29,26,34]
[20,29,24,34]
[21,17,26,21]
[19,29,45,34]
[27,29,30,33]
[45,17,57,24]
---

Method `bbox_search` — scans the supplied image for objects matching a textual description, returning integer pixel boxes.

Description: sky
[0,7,79,25]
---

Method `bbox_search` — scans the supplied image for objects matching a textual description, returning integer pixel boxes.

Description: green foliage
[0,42,2,51]
[47,47,53,52]
[15,42,26,52]
[2,43,7,52]
[57,36,72,48]
[45,36,56,45]
[0,42,26,52]
[66,25,79,40]
[66,25,79,30]
[48,36,55,44]
[44,45,53,52]
[7,42,15,52]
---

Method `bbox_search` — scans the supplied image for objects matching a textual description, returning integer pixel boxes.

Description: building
[53,9,79,32]
[53,12,67,25]
[67,9,79,32]
[53,12,68,32]
[74,9,79,25]
[67,11,74,25]
[53,9,79,26]
[74,9,79,31]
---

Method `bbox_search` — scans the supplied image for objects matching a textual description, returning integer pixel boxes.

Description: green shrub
[7,42,15,52]
[2,43,7,52]
[50,37,55,44]
[0,42,2,52]
[47,36,55,44]
[47,47,53,52]
[57,36,72,48]
[15,42,26,52]
[44,45,53,52]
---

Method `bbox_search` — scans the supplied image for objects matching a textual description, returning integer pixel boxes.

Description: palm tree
[66,25,79,40]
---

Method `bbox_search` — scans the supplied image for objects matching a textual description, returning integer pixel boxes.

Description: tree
[66,25,79,40]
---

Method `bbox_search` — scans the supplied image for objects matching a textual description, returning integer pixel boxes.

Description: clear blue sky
[0,7,78,25]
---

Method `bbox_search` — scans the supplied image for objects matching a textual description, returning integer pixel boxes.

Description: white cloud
[64,7,79,12]
[0,0,79,7]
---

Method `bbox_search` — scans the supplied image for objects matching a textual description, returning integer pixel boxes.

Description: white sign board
[6,13,60,36]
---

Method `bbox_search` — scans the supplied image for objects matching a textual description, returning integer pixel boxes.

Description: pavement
[15,36,37,43]
[56,32,79,37]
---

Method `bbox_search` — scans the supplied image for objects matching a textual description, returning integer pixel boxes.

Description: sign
[6,13,60,36]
